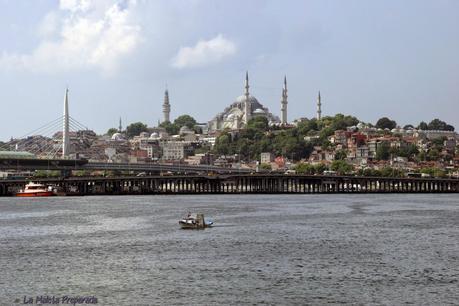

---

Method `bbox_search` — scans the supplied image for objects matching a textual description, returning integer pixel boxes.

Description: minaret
[280,75,288,125]
[118,117,122,132]
[243,71,251,124]
[162,88,171,123]
[316,91,322,121]
[62,88,70,157]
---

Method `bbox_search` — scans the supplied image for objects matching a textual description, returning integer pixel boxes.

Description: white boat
[179,213,213,229]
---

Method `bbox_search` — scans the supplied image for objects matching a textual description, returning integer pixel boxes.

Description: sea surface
[0,194,458,305]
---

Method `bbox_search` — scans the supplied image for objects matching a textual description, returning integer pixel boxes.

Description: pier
[0,174,458,196]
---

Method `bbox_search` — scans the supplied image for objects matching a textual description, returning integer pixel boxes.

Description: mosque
[160,72,323,132]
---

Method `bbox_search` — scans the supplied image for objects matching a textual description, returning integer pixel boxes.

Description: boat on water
[179,213,213,229]
[16,182,56,197]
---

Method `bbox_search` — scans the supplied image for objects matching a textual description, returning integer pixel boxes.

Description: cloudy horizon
[0,0,458,141]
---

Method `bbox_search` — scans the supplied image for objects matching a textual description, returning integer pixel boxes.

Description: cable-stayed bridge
[0,89,92,159]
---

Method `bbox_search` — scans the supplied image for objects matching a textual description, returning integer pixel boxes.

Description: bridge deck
[1,174,458,196]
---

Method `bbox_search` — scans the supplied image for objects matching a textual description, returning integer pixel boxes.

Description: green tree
[329,113,359,130]
[427,119,455,131]
[417,121,428,130]
[295,163,316,174]
[213,133,232,155]
[247,117,269,131]
[174,115,197,129]
[375,117,397,130]
[330,160,353,175]
[259,163,272,170]
[315,163,328,175]
[335,149,347,160]
[375,142,391,160]
[426,148,440,161]
[357,168,382,177]
[380,167,404,177]
[106,128,118,136]
[159,121,179,135]
[126,122,148,138]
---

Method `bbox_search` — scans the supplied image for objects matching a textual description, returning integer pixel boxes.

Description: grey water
[0,194,458,305]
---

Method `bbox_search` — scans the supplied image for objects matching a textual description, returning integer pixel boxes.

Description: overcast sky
[0,0,458,141]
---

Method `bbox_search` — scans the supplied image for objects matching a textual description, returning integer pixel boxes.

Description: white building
[161,141,185,160]
[260,152,274,164]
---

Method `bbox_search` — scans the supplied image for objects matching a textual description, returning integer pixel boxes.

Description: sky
[0,0,458,141]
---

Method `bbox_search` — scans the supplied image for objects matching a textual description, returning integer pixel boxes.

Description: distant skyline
[0,0,458,141]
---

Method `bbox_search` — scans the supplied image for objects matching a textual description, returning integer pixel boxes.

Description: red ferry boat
[16,182,55,197]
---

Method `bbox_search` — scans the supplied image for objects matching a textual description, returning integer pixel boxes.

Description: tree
[174,115,197,129]
[380,167,404,177]
[403,124,414,130]
[259,163,272,170]
[159,121,179,135]
[427,119,455,131]
[426,148,440,161]
[247,117,269,131]
[329,113,359,130]
[315,163,328,175]
[357,168,382,177]
[126,122,148,138]
[375,117,397,130]
[335,149,347,160]
[106,128,118,136]
[417,121,428,130]
[330,160,353,175]
[295,163,316,174]
[375,142,391,160]
[213,133,232,155]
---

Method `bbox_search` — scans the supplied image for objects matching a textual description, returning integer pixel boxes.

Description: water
[0,194,458,305]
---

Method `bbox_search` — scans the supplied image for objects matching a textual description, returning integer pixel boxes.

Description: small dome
[253,108,265,114]
[149,132,159,139]
[111,132,124,141]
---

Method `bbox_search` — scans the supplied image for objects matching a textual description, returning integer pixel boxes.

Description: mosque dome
[150,132,160,139]
[111,132,124,141]
[235,95,259,104]
[207,72,281,131]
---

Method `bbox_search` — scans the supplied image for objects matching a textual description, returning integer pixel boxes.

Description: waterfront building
[161,141,186,160]
[208,72,280,131]
[260,152,274,164]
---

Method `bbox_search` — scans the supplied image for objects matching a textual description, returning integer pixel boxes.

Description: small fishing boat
[179,213,213,229]
[16,182,56,197]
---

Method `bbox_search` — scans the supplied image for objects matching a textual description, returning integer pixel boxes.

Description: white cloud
[59,0,92,13]
[0,0,142,76]
[171,34,236,69]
